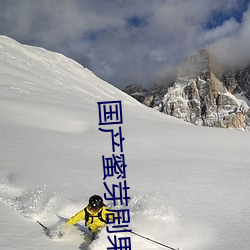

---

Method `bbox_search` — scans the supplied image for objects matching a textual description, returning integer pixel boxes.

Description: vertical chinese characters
[98,101,123,126]
[98,101,132,250]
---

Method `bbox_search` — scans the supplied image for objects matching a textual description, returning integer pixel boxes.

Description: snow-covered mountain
[1,36,250,250]
[124,49,250,130]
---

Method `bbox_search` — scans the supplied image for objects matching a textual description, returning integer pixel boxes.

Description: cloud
[0,0,249,88]
[200,18,240,45]
[209,4,250,69]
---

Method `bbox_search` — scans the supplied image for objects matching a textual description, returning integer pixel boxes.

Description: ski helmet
[89,195,104,211]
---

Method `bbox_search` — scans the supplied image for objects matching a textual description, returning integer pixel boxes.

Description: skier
[66,194,111,239]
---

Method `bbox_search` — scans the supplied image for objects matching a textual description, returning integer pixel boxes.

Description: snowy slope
[0,36,250,250]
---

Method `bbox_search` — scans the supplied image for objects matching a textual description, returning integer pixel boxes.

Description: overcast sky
[0,0,249,89]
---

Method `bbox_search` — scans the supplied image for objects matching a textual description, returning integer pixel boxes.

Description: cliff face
[218,66,250,99]
[123,49,250,130]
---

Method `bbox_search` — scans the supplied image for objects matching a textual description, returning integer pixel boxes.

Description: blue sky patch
[206,0,249,29]
[126,15,147,28]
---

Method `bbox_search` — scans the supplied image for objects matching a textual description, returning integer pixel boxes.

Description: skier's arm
[67,209,85,225]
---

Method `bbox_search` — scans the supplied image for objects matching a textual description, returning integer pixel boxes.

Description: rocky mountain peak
[177,48,210,78]
[123,49,250,130]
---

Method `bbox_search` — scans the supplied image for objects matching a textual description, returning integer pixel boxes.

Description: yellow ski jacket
[67,206,111,233]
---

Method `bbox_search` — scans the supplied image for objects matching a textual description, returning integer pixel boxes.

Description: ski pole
[37,220,48,230]
[126,229,181,250]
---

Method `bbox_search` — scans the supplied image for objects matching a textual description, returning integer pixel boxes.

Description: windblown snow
[0,36,250,250]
